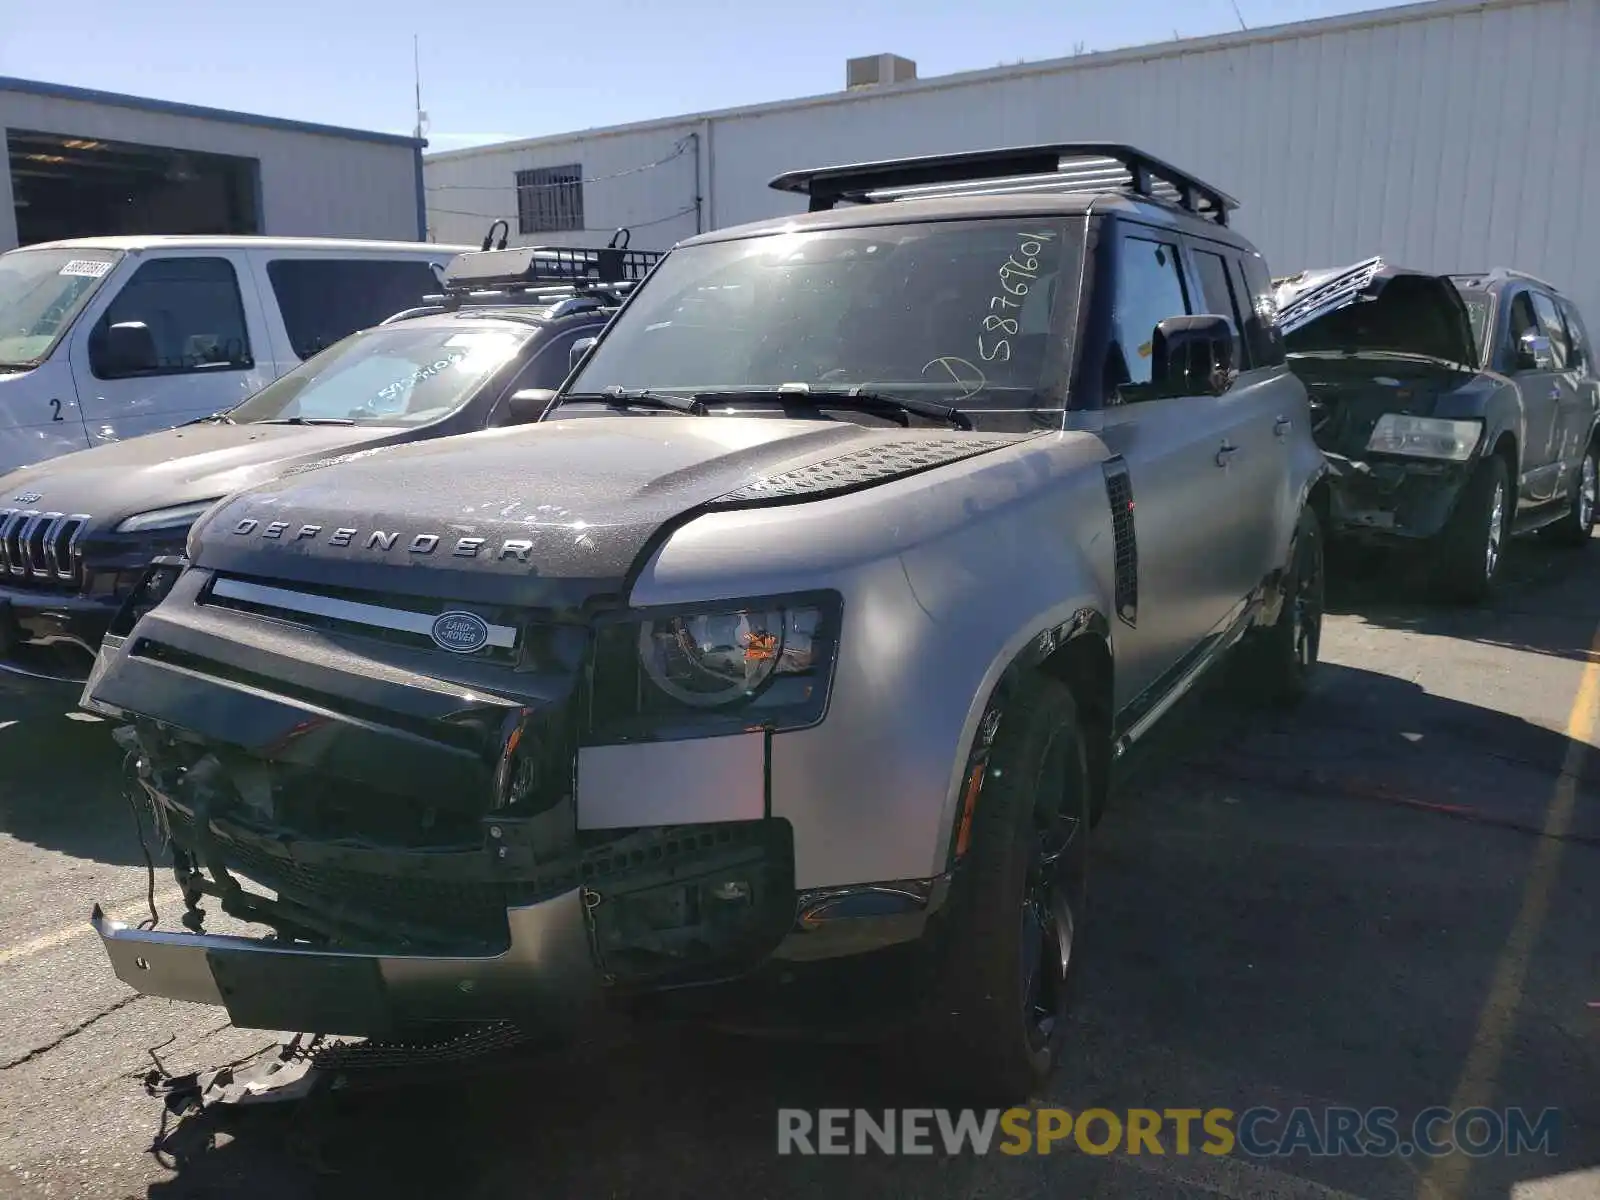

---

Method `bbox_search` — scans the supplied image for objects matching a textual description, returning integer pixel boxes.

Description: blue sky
[2,0,1410,150]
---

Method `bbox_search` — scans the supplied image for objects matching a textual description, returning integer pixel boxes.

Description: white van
[0,235,473,475]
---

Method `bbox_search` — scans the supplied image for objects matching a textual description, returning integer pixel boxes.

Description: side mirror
[1150,315,1236,396]
[93,321,159,377]
[570,336,598,373]
[1516,329,1554,371]
[504,388,557,424]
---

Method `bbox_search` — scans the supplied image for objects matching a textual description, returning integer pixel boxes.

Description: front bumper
[1322,452,1473,542]
[0,585,117,685]
[93,888,606,1037]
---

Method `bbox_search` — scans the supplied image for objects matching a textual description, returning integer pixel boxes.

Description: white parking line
[0,889,185,966]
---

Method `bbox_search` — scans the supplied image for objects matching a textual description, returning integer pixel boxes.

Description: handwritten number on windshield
[979,231,1054,363]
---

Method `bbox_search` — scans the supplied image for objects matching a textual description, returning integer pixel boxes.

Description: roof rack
[1446,267,1561,294]
[768,143,1238,225]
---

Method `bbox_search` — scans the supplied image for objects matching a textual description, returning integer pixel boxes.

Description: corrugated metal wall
[0,90,422,251]
[426,0,1599,326]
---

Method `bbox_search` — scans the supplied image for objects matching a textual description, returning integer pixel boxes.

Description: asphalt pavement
[0,539,1596,1200]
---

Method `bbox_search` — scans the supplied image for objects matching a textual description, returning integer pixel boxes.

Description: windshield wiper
[559,387,707,415]
[694,385,973,431]
[184,410,236,425]
[259,416,358,426]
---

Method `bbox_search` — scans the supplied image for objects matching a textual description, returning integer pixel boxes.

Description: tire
[1434,455,1510,604]
[1235,506,1324,706]
[1543,443,1597,547]
[912,675,1091,1105]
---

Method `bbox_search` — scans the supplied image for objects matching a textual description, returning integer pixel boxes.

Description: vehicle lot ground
[1,540,1596,1200]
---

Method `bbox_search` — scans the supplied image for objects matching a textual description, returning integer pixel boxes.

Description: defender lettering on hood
[229,518,539,563]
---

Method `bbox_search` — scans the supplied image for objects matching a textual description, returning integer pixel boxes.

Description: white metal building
[1,77,428,252]
[425,0,1600,325]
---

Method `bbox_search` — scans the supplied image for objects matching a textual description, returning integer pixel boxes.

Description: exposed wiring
[122,750,161,931]
[425,137,693,191]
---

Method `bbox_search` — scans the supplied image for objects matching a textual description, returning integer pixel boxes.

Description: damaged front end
[1274,257,1493,542]
[88,568,799,1038]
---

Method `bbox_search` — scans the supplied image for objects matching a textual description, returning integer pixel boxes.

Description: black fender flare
[940,605,1112,872]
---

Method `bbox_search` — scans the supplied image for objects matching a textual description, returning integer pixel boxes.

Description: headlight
[1366,415,1481,461]
[115,500,222,534]
[588,594,840,744]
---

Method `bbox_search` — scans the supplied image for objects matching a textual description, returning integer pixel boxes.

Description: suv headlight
[1366,415,1481,461]
[587,593,841,744]
[115,500,222,534]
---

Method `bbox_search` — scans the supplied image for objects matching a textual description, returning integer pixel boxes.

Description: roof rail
[1447,266,1561,293]
[768,143,1238,225]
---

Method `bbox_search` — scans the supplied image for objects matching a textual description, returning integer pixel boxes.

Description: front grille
[0,509,90,589]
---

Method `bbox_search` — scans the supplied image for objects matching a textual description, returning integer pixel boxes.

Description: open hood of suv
[1272,256,1478,369]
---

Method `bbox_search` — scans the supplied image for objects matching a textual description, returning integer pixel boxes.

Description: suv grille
[0,509,90,589]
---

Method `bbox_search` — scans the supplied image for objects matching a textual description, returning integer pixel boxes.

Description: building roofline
[424,0,1549,163]
[0,75,426,149]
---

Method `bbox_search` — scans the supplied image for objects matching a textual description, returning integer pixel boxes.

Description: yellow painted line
[0,888,184,967]
[1418,642,1600,1200]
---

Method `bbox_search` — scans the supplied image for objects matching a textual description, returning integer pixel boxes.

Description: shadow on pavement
[133,659,1600,1200]
[1323,535,1600,666]
[0,692,150,866]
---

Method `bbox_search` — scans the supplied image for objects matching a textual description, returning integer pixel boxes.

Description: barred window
[515,165,584,234]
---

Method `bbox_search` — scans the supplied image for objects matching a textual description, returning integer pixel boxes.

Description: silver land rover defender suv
[82,144,1329,1102]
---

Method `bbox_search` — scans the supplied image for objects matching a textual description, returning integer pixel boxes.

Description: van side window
[1234,252,1286,367]
[1107,234,1190,402]
[1189,246,1248,368]
[267,259,446,360]
[90,257,252,379]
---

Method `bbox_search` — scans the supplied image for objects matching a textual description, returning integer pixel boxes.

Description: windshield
[565,218,1081,430]
[0,247,123,368]
[1457,289,1492,366]
[227,324,532,426]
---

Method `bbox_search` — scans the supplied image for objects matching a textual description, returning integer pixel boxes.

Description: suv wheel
[1543,445,1597,547]
[1436,455,1509,603]
[1236,506,1324,705]
[916,675,1089,1104]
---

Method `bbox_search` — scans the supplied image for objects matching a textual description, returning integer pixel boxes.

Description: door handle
[1274,416,1292,438]
[1216,441,1238,467]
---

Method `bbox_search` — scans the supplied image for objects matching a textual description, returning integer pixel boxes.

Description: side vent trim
[1102,457,1138,627]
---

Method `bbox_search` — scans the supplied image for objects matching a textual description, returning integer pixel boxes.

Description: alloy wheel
[1019,733,1083,1052]
[1580,455,1596,531]
[1485,481,1506,579]
[1291,525,1324,670]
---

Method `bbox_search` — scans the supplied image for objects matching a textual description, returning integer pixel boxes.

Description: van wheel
[1543,445,1597,547]
[913,675,1090,1105]
[1435,455,1509,603]
[1236,506,1323,705]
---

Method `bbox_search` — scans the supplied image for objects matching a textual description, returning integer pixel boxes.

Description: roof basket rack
[768,142,1238,225]
[442,226,662,293]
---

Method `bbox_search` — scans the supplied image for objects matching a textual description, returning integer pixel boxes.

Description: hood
[191,416,1028,606]
[1272,256,1478,368]
[0,422,406,530]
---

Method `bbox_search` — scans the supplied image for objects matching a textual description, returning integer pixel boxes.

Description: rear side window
[267,258,447,359]
[1108,234,1190,401]
[1530,291,1570,369]
[1189,245,1247,368]
[1558,297,1591,370]
[91,256,252,379]
[1234,251,1286,367]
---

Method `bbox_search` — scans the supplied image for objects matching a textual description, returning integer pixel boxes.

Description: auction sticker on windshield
[58,259,114,279]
